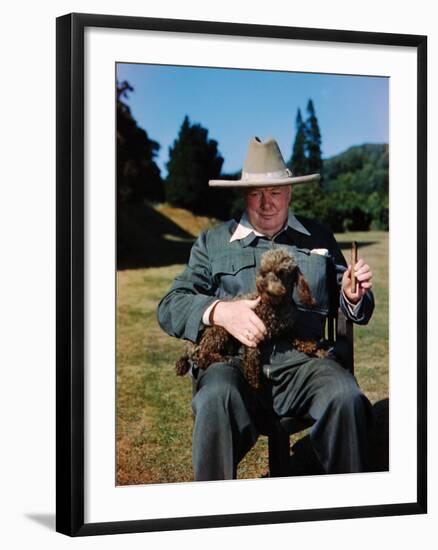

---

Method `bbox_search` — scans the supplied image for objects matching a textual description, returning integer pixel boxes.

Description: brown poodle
[175,248,329,390]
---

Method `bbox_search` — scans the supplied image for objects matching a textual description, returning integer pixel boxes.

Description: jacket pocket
[211,251,256,297]
[292,247,331,315]
[211,250,256,276]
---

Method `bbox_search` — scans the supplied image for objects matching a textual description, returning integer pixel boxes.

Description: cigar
[351,241,358,294]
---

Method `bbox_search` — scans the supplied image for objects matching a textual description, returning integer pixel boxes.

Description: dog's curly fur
[176,248,329,390]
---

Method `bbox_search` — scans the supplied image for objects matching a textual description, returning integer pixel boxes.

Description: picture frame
[56,12,427,536]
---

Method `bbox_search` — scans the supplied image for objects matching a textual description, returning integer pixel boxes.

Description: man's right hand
[210,297,267,348]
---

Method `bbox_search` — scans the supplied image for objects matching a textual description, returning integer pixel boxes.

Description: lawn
[116,219,388,485]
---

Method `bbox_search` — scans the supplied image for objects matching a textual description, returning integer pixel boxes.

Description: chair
[260,308,354,477]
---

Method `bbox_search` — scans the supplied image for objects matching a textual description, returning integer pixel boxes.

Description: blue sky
[117,63,389,177]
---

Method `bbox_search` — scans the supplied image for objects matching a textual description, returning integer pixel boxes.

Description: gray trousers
[191,355,373,481]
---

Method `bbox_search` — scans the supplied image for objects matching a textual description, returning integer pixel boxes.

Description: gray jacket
[157,213,374,352]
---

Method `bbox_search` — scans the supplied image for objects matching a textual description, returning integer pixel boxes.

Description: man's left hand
[342,258,373,304]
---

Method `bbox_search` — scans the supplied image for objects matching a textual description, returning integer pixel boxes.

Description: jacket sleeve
[156,231,218,342]
[326,230,375,326]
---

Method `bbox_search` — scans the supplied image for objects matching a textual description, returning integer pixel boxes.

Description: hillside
[323,143,389,194]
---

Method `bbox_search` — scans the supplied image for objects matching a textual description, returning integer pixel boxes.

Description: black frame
[56,12,427,537]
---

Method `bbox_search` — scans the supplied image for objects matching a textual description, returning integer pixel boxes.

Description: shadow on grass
[118,202,195,270]
[369,398,389,472]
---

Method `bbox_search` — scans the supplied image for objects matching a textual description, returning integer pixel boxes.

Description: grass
[116,214,388,485]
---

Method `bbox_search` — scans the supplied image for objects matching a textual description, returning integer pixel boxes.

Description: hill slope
[323,143,388,195]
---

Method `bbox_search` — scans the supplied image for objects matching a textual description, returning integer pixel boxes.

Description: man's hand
[210,297,267,348]
[342,258,373,304]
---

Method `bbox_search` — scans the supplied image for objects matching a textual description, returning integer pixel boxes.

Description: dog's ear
[255,274,266,293]
[296,270,316,307]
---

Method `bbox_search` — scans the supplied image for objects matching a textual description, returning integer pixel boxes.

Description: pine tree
[288,108,307,176]
[117,80,164,204]
[166,116,224,214]
[288,101,325,221]
[305,99,323,177]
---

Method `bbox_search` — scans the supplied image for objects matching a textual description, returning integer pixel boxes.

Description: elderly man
[157,137,374,481]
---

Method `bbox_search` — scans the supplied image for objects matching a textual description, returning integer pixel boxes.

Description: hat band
[241,168,293,181]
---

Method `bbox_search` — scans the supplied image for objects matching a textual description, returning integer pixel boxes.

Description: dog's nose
[266,279,286,297]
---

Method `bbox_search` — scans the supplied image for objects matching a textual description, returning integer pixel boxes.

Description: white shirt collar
[229,210,311,242]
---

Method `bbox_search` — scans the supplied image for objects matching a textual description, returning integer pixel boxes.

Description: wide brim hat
[209,136,320,188]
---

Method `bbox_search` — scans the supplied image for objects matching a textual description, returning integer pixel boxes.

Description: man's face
[244,185,292,237]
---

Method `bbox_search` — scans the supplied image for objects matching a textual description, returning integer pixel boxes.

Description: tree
[166,116,224,215]
[117,80,164,204]
[288,108,307,176]
[287,101,325,223]
[290,181,327,222]
[305,99,323,178]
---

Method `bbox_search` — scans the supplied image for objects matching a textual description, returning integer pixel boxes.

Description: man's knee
[328,383,368,414]
[192,362,245,415]
[324,368,371,419]
[311,359,369,415]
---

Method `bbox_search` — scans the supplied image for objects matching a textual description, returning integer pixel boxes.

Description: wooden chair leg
[268,429,291,477]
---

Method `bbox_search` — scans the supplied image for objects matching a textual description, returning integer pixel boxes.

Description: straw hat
[208,136,320,188]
